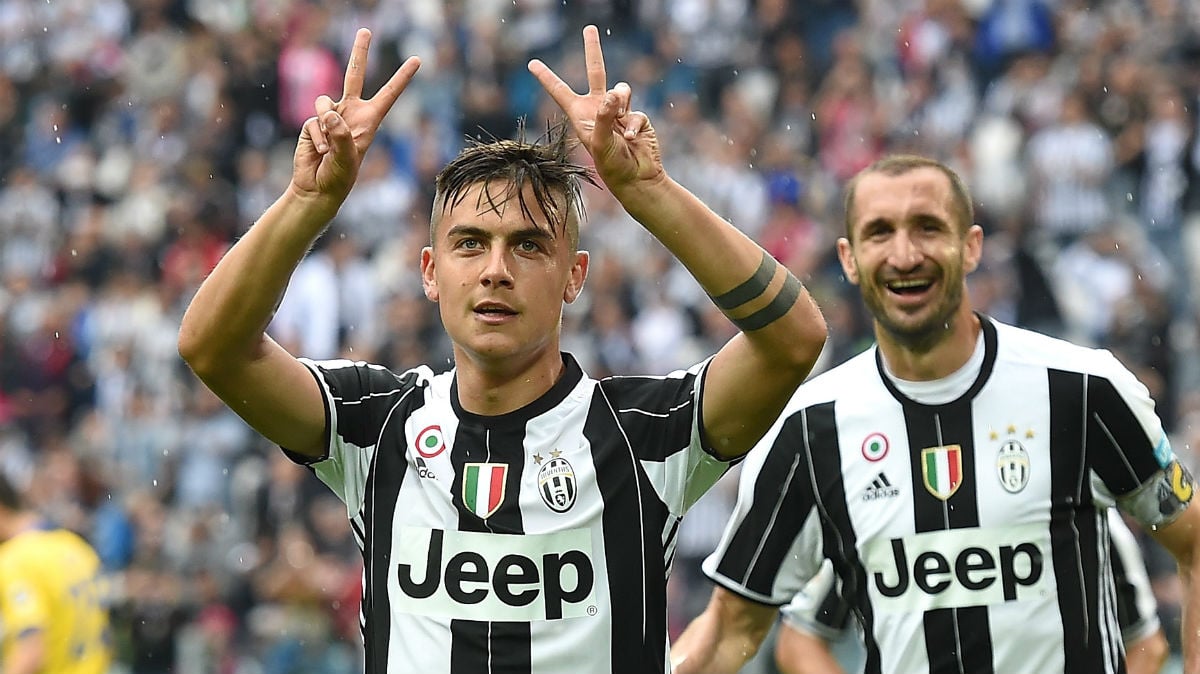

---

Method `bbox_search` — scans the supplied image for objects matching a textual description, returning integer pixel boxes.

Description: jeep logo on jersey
[537,455,577,513]
[394,526,597,621]
[921,445,963,500]
[863,525,1047,613]
[463,463,507,519]
[996,440,1030,493]
[415,425,446,458]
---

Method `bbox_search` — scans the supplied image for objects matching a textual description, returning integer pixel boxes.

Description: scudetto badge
[538,456,577,513]
[996,439,1030,494]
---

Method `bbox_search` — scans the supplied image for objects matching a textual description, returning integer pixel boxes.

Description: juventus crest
[536,452,577,513]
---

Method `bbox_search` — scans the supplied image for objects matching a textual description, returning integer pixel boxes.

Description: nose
[480,248,515,289]
[887,230,924,272]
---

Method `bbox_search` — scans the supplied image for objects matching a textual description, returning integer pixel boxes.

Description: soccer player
[177,25,826,674]
[774,510,1169,674]
[670,154,1200,674]
[0,473,112,674]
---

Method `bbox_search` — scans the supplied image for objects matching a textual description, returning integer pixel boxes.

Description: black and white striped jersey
[705,316,1192,674]
[290,353,730,674]
[780,508,1162,672]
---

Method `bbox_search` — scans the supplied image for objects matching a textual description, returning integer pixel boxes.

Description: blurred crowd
[2,0,1200,671]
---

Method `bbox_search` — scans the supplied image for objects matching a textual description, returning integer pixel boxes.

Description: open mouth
[885,278,933,296]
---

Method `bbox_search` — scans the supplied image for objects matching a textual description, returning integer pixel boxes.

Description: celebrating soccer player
[671,155,1200,674]
[178,25,826,673]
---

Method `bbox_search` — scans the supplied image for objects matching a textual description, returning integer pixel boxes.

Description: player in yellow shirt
[0,473,112,674]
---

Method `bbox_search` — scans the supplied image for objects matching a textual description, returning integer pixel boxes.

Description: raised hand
[528,25,664,193]
[292,28,421,209]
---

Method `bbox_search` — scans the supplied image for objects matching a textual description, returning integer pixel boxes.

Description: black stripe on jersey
[449,420,531,674]
[1049,370,1109,673]
[362,400,411,672]
[712,411,814,594]
[599,373,699,462]
[1087,377,1161,495]
[589,395,672,673]
[899,398,992,674]
[814,582,853,632]
[798,404,884,674]
[1109,531,1137,635]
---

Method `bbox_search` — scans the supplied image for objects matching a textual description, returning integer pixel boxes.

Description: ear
[836,237,860,285]
[564,251,589,304]
[962,224,984,274]
[420,246,438,302]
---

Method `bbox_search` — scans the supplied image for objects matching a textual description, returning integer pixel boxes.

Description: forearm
[776,627,847,674]
[614,176,825,352]
[672,589,776,674]
[671,612,761,674]
[1182,565,1200,674]
[614,176,774,297]
[178,187,337,376]
[1125,629,1168,674]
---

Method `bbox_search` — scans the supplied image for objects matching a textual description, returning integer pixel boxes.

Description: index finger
[343,28,372,100]
[582,25,606,96]
[528,58,577,112]
[370,56,422,111]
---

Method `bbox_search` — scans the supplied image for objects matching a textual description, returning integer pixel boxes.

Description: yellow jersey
[0,526,112,674]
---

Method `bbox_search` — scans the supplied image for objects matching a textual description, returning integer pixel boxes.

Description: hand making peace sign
[292,28,421,208]
[529,26,665,193]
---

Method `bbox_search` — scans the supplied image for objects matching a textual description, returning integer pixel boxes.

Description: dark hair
[842,155,974,240]
[0,471,21,511]
[430,120,597,252]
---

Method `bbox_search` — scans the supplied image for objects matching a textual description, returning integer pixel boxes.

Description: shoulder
[303,358,440,394]
[992,321,1130,379]
[782,348,881,414]
[596,360,705,403]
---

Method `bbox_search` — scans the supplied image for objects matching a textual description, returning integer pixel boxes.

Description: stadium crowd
[2,0,1200,671]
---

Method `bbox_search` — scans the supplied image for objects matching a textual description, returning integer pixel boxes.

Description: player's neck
[876,309,982,382]
[453,346,566,416]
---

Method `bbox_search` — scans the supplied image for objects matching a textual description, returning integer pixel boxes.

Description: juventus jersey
[291,353,730,674]
[705,316,1193,674]
[780,509,1161,668]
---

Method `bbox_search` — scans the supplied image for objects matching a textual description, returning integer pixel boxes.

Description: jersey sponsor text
[394,526,597,621]
[863,524,1048,612]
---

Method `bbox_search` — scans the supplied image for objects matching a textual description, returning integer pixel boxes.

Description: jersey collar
[450,353,584,430]
[874,313,998,409]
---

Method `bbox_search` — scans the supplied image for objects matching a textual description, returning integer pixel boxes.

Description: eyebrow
[445,224,557,243]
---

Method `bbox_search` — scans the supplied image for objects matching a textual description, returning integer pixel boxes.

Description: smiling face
[421,180,588,374]
[837,166,981,350]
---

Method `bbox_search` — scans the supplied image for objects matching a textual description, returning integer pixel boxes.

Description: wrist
[283,182,345,223]
[608,172,673,215]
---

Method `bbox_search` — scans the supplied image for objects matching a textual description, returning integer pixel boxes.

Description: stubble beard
[863,276,965,355]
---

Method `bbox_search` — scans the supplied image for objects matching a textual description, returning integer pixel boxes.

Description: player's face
[421,181,588,372]
[837,168,981,348]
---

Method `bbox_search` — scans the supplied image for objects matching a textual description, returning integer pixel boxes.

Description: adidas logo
[862,472,900,501]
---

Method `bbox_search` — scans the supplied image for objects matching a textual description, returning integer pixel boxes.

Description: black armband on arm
[708,251,803,332]
[709,251,777,310]
[729,272,802,332]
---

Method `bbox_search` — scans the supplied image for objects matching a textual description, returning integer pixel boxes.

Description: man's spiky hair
[431,119,598,251]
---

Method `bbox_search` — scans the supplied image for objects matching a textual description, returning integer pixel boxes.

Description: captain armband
[708,252,803,332]
[1117,459,1195,529]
